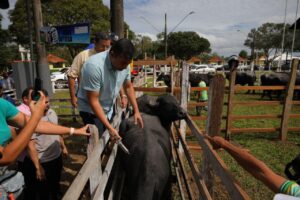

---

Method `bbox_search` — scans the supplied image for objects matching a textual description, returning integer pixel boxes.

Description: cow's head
[156,94,187,121]
[156,74,171,87]
[137,94,187,122]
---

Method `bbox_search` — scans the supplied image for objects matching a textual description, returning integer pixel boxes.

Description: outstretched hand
[134,111,144,128]
[73,125,91,136]
[29,91,47,118]
[109,128,122,142]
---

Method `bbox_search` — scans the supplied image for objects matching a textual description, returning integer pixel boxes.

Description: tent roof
[290,17,300,29]
[47,54,66,63]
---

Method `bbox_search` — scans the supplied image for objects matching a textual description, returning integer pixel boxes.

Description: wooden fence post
[225,67,237,140]
[144,67,147,87]
[86,125,101,198]
[202,75,225,196]
[153,65,157,87]
[170,63,174,95]
[206,74,225,136]
[179,61,189,153]
[280,58,299,141]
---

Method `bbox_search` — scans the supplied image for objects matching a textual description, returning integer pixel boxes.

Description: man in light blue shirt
[78,38,143,141]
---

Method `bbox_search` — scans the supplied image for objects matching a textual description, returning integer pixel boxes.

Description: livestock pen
[61,60,251,200]
[56,59,299,199]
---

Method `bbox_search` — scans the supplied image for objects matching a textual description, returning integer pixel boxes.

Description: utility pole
[250,34,255,71]
[26,0,34,60]
[164,13,168,59]
[32,0,52,95]
[110,0,124,39]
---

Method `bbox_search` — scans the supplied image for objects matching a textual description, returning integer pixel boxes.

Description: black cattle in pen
[156,72,214,87]
[225,71,257,93]
[118,94,187,200]
[260,72,300,100]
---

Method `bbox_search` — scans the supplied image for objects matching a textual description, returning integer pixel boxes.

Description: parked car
[209,64,224,71]
[189,64,216,74]
[237,65,251,71]
[144,67,154,75]
[50,67,69,89]
[131,66,142,76]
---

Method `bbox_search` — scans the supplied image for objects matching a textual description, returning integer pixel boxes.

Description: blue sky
[1,0,299,56]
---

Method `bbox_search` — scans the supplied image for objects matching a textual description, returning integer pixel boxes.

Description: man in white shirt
[67,33,111,108]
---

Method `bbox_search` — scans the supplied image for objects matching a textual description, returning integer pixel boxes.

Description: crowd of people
[0,34,299,200]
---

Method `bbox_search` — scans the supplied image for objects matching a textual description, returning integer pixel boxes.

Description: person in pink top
[16,87,34,173]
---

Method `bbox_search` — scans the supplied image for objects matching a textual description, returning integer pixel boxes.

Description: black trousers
[23,155,63,200]
[79,111,114,136]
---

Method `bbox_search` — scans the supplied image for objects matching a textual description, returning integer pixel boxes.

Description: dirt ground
[59,119,89,199]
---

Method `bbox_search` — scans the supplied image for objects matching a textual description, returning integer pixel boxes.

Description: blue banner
[41,23,90,44]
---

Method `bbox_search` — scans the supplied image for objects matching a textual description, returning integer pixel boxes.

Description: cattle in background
[225,71,256,93]
[156,72,214,87]
[260,72,300,100]
[118,94,187,200]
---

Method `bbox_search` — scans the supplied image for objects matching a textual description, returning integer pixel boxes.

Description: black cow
[260,72,300,100]
[225,71,256,93]
[156,72,214,87]
[118,94,187,200]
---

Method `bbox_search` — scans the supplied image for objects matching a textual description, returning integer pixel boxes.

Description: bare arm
[87,91,121,141]
[8,112,89,136]
[119,86,128,109]
[27,139,45,180]
[205,136,286,192]
[123,80,144,128]
[68,77,78,108]
[59,136,68,156]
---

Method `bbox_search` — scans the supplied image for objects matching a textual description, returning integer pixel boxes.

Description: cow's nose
[178,110,187,118]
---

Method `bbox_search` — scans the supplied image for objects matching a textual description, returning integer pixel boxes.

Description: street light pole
[140,11,194,59]
[165,11,194,59]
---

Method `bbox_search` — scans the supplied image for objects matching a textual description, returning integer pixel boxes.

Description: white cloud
[4,0,299,56]
[137,32,158,41]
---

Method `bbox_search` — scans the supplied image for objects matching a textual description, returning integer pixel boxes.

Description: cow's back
[119,113,171,200]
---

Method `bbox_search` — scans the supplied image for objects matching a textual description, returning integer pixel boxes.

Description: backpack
[0,168,24,200]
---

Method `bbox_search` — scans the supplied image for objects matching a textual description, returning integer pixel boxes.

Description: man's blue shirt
[77,50,131,119]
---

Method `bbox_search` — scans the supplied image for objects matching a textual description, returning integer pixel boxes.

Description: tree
[132,35,154,59]
[239,50,248,58]
[0,16,19,71]
[167,31,211,60]
[244,23,284,65]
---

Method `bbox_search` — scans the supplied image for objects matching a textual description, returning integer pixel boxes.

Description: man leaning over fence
[77,38,144,141]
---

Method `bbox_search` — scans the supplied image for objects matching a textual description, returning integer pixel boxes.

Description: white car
[209,64,224,70]
[50,67,69,89]
[190,64,216,74]
[237,65,251,71]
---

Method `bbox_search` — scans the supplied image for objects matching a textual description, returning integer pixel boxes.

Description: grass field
[52,87,300,199]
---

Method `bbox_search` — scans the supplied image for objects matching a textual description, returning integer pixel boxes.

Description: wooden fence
[189,59,300,141]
